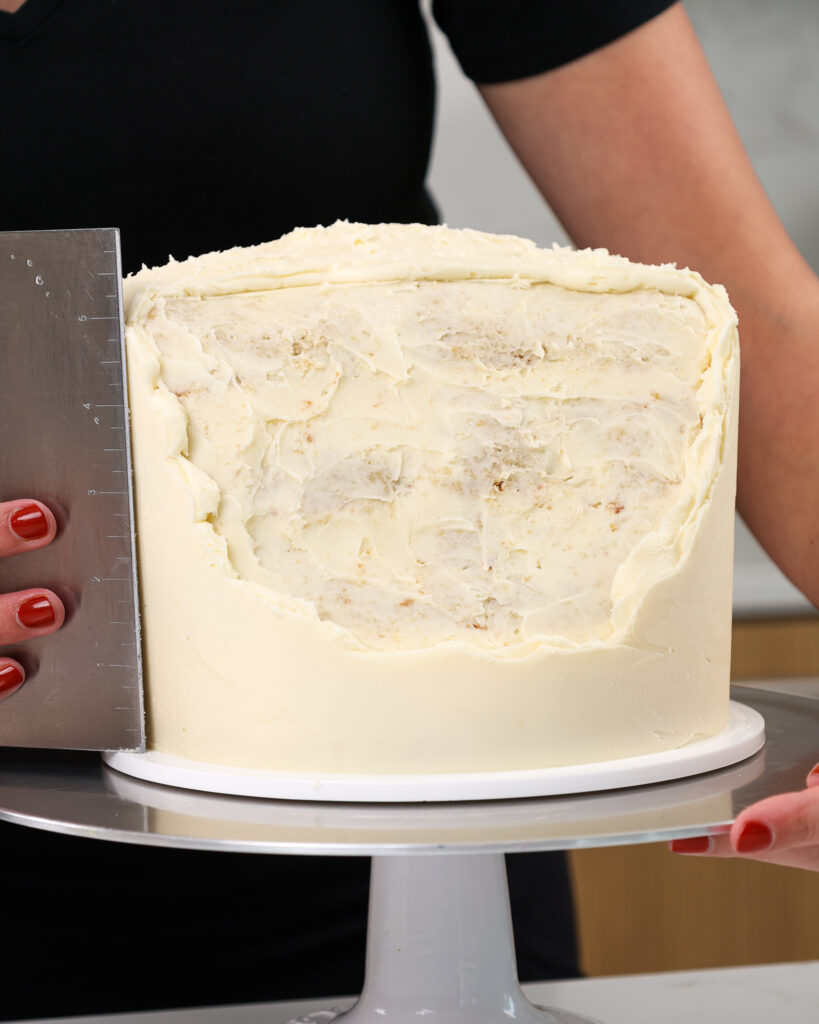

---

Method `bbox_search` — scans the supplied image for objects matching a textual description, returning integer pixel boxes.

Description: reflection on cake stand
[4,687,815,1024]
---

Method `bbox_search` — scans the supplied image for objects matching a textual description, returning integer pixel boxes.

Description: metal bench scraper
[0,228,145,751]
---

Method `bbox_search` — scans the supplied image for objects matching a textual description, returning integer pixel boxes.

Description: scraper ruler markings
[0,228,144,750]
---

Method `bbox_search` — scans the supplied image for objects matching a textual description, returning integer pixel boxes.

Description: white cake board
[104,699,764,803]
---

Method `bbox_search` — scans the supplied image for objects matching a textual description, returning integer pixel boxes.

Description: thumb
[732,785,819,854]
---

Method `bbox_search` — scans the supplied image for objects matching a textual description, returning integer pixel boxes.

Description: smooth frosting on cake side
[124,222,739,773]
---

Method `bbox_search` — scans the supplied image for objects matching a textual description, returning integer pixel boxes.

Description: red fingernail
[736,820,773,853]
[670,836,712,854]
[17,594,57,629]
[10,504,49,541]
[808,764,819,785]
[0,663,25,697]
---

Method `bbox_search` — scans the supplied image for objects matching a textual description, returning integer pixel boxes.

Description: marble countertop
[18,961,819,1024]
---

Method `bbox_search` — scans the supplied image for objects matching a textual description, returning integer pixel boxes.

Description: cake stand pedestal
[1,683,816,1024]
[336,853,595,1024]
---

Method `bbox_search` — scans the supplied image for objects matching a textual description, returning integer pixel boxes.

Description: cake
[124,222,739,774]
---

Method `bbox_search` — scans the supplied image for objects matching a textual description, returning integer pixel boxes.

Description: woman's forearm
[480,2,819,604]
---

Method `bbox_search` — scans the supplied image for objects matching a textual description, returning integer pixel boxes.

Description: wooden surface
[568,615,819,977]
[569,840,819,975]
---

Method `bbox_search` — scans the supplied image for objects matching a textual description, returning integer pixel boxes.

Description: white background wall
[424,0,819,617]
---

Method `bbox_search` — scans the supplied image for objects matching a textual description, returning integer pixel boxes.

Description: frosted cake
[124,223,739,774]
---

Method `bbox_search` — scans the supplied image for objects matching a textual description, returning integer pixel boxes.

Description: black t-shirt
[2,0,673,272]
[0,1,674,1019]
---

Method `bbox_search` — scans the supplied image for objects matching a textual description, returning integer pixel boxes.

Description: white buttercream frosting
[125,223,739,773]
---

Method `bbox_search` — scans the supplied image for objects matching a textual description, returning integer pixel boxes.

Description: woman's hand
[670,764,819,871]
[0,499,65,701]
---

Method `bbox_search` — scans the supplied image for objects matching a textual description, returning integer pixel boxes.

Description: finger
[730,787,819,853]
[0,589,65,646]
[0,500,57,558]
[739,846,819,871]
[669,833,819,870]
[0,657,25,702]
[807,763,819,788]
[669,833,733,857]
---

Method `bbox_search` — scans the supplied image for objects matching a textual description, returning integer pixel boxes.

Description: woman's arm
[479,1,819,605]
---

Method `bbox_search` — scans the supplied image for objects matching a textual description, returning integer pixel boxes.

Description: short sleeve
[431,0,679,84]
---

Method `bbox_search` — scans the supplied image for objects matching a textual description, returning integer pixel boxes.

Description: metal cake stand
[1,683,816,1024]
